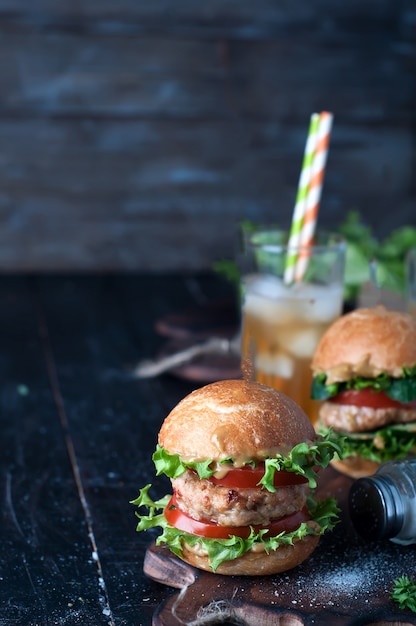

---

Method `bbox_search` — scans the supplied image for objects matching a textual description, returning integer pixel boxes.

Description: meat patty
[320,401,416,433]
[171,469,309,527]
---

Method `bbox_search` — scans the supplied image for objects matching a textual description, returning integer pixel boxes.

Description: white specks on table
[270,544,416,611]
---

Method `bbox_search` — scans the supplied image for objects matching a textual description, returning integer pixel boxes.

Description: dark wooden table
[1,273,416,626]
[0,273,227,626]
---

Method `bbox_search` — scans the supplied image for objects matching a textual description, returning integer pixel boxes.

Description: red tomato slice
[207,465,308,489]
[329,388,404,409]
[164,495,309,540]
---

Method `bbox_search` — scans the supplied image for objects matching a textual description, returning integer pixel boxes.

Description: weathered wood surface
[0,1,414,270]
[2,271,415,625]
[0,272,234,625]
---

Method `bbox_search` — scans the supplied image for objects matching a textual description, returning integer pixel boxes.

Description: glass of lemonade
[406,248,416,317]
[240,229,346,425]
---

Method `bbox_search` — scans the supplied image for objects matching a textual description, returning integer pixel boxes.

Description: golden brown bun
[179,528,321,576]
[159,379,315,461]
[330,456,380,479]
[312,305,416,384]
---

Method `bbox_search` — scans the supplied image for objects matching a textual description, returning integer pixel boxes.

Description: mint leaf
[212,259,240,288]
[343,241,371,301]
[214,212,416,299]
[337,211,416,297]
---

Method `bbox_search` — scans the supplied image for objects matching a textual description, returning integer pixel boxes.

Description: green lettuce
[318,425,416,465]
[259,438,344,490]
[153,446,216,480]
[152,434,344,493]
[131,485,339,572]
[311,368,416,403]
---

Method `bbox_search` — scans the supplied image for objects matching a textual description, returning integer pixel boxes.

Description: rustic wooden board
[144,467,416,625]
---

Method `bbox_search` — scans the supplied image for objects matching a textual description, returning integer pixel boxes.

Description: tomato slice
[329,388,405,409]
[207,465,308,489]
[164,495,309,540]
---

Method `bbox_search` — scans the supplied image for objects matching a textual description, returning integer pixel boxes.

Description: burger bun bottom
[180,531,320,576]
[330,456,380,479]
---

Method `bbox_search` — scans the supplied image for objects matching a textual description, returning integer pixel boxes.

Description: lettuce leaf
[260,437,344,491]
[311,368,416,403]
[130,486,340,572]
[152,434,343,492]
[153,446,214,479]
[130,484,170,531]
[317,425,416,464]
[389,374,416,403]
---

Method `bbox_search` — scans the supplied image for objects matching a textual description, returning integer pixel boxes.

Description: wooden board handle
[144,542,198,589]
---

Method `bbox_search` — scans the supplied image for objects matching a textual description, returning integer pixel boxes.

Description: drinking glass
[406,248,416,316]
[240,229,346,425]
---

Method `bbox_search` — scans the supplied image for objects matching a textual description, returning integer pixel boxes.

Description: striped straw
[294,111,333,281]
[284,113,320,284]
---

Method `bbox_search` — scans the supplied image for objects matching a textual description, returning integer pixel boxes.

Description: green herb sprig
[338,211,416,301]
[391,575,416,613]
[213,211,416,302]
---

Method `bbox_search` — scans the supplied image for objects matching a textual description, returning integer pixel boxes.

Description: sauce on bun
[311,305,416,478]
[132,379,341,575]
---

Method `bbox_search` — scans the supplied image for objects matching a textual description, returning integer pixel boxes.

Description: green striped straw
[284,113,320,284]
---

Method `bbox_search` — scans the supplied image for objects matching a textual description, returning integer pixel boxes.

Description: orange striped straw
[284,113,320,284]
[295,111,333,281]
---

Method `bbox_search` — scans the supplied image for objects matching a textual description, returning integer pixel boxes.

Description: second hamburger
[311,305,416,478]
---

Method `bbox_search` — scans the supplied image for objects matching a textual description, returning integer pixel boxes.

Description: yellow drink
[408,302,416,317]
[406,248,416,317]
[241,275,343,425]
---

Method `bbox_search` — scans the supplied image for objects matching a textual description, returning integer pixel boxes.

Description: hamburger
[131,379,341,575]
[311,305,416,478]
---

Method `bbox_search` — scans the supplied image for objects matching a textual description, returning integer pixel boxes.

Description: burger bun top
[311,305,416,384]
[158,379,315,462]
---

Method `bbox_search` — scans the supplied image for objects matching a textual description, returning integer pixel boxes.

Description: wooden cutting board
[144,467,416,625]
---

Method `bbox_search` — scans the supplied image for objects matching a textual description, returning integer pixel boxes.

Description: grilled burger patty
[320,402,416,433]
[172,468,309,527]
